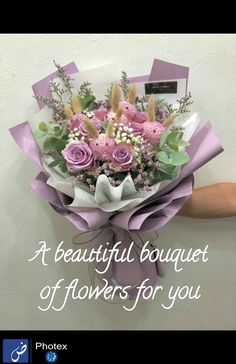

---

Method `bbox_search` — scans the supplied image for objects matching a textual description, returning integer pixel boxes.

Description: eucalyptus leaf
[47,123,62,136]
[175,139,190,147]
[159,130,170,148]
[169,151,190,166]
[158,163,176,173]
[39,121,48,132]
[157,151,171,164]
[34,129,46,139]
[167,131,182,145]
[152,168,177,183]
[167,143,178,151]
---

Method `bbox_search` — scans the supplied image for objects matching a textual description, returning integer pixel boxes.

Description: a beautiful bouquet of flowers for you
[10,59,223,299]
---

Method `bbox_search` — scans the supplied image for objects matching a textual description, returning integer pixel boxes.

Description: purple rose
[79,118,102,136]
[112,143,134,171]
[62,141,94,172]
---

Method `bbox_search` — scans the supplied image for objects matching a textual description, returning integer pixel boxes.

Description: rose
[62,141,94,171]
[79,118,102,136]
[112,143,134,171]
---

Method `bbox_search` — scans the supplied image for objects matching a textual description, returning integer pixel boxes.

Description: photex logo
[45,351,58,363]
[2,339,29,363]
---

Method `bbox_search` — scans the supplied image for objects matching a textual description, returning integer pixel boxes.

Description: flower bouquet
[10,59,223,299]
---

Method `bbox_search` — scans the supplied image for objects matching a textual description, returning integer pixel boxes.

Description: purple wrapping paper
[129,58,189,94]
[9,60,224,300]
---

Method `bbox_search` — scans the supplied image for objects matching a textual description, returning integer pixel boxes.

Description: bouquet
[10,59,223,300]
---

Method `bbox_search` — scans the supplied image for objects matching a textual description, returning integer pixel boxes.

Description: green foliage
[53,60,73,95]
[155,128,190,178]
[43,136,58,152]
[48,159,61,168]
[166,92,193,116]
[159,130,170,148]
[34,129,46,138]
[79,95,96,111]
[152,164,179,183]
[35,121,68,174]
[114,171,127,181]
[78,81,93,97]
[157,150,189,166]
[59,159,67,173]
[43,136,67,153]
[157,151,170,164]
[169,151,190,165]
[39,121,48,132]
[120,71,129,100]
[47,123,62,136]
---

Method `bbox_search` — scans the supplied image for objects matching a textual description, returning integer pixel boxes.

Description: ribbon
[73,225,165,301]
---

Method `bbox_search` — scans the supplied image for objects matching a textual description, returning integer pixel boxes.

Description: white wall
[0,34,236,329]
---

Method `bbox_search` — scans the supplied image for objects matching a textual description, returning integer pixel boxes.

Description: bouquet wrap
[10,60,223,299]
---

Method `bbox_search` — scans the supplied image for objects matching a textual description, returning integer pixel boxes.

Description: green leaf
[175,139,190,147]
[61,133,69,140]
[59,160,68,173]
[159,130,170,148]
[48,159,61,167]
[43,136,67,153]
[167,143,178,151]
[169,151,190,166]
[56,139,67,153]
[130,170,138,180]
[47,123,62,136]
[80,95,96,111]
[34,129,46,139]
[43,136,58,152]
[39,121,48,132]
[49,151,61,160]
[115,171,126,181]
[157,151,172,164]
[152,167,177,183]
[158,163,176,173]
[79,97,85,110]
[167,131,182,145]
